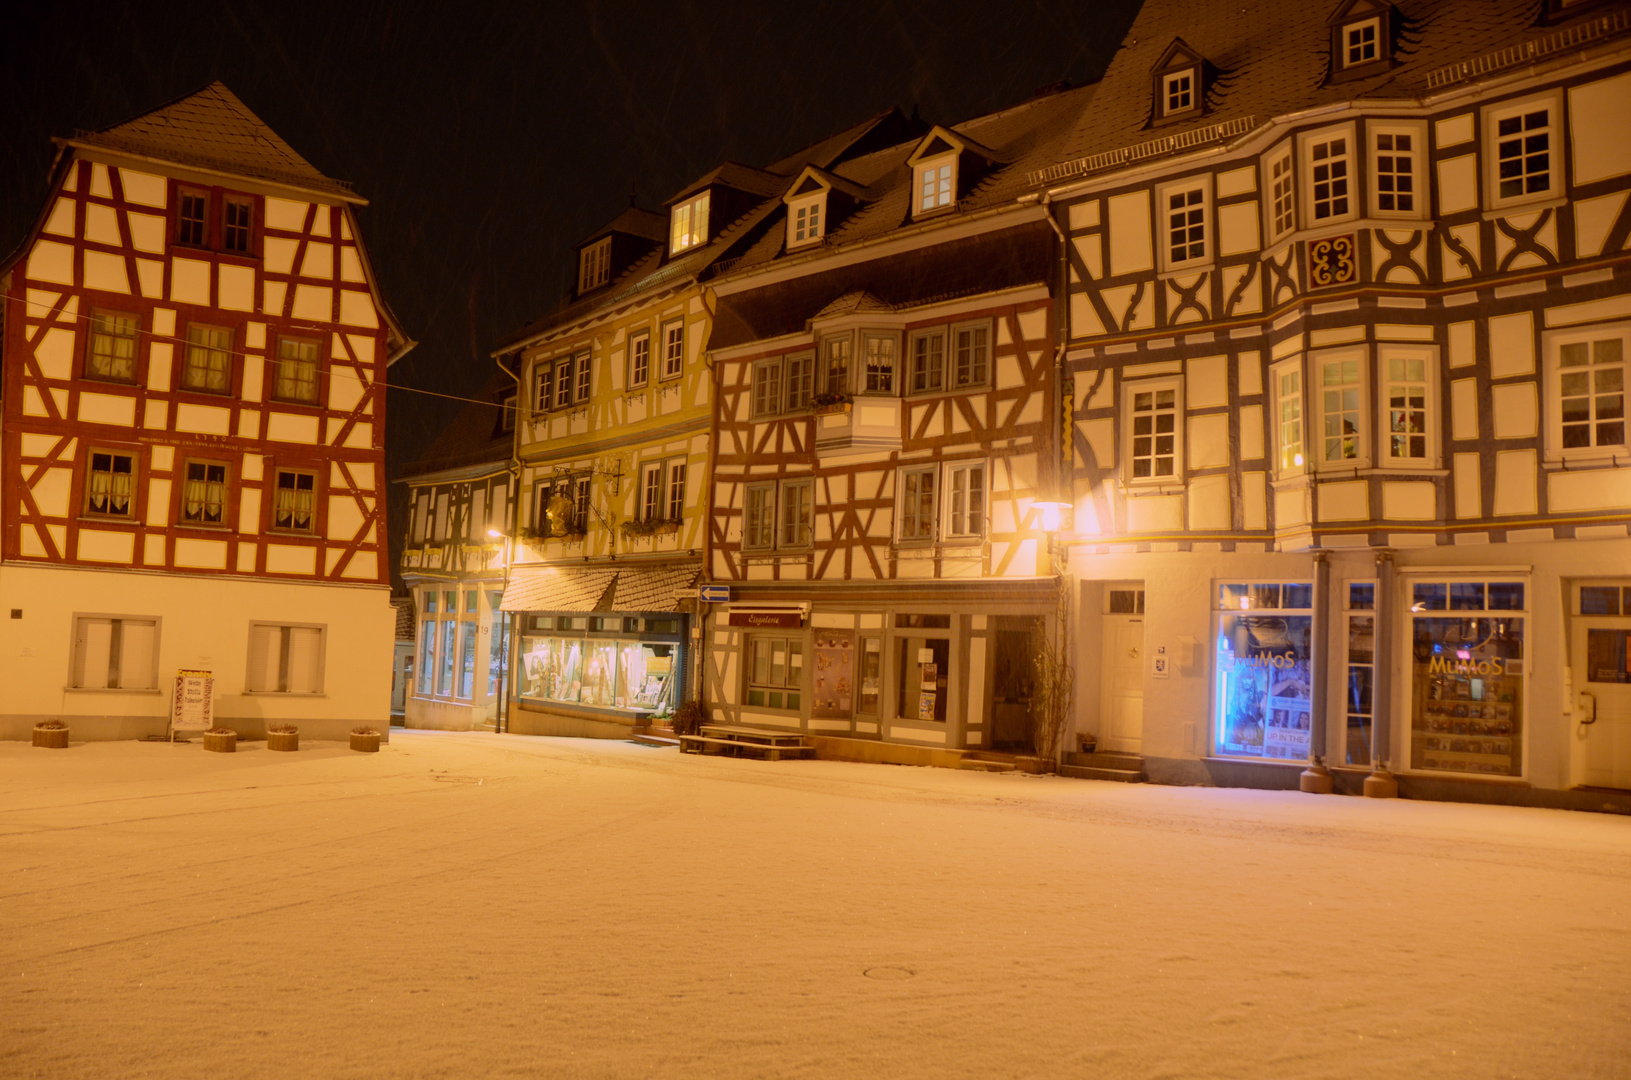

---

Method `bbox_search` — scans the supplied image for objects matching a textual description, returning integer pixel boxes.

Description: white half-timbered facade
[0,82,413,742]
[1042,0,1631,801]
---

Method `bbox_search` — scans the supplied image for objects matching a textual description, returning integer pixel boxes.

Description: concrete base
[1363,769,1400,799]
[1300,763,1334,794]
[508,705,638,740]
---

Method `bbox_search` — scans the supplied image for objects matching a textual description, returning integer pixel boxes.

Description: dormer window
[1162,70,1196,115]
[905,128,996,221]
[1327,1,1394,81]
[918,157,955,214]
[789,195,824,247]
[670,191,710,254]
[1342,18,1380,66]
[578,237,610,294]
[1149,39,1207,125]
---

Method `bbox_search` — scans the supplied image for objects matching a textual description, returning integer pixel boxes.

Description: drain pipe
[495,350,524,735]
[1039,189,1073,770]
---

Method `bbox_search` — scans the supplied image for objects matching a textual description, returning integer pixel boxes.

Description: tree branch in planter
[619,517,682,538]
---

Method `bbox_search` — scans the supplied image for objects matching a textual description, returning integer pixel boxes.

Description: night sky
[1,0,1140,587]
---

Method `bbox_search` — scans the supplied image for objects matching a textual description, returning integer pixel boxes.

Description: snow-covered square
[3,731,1628,1079]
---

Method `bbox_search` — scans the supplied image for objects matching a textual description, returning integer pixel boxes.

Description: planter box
[32,726,69,749]
[203,730,237,754]
[350,731,381,753]
[267,730,299,752]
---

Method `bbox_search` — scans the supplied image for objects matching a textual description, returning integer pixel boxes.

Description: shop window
[863,333,896,395]
[909,330,945,394]
[1408,579,1526,777]
[1580,585,1631,615]
[1344,581,1376,766]
[747,636,803,710]
[86,310,139,382]
[857,636,882,716]
[895,613,952,629]
[71,615,158,690]
[812,630,855,719]
[417,613,436,694]
[1214,582,1315,761]
[437,617,456,695]
[246,623,324,693]
[628,329,651,389]
[897,636,950,722]
[457,623,478,699]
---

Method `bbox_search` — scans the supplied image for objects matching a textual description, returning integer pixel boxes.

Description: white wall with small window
[1483,92,1562,210]
[246,622,325,694]
[1156,176,1212,272]
[1299,124,1358,227]
[1545,322,1628,463]
[1122,377,1184,485]
[70,615,159,690]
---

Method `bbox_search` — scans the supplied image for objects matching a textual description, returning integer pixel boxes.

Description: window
[273,469,316,532]
[181,460,228,525]
[790,196,824,245]
[246,623,325,693]
[1342,18,1380,67]
[87,311,138,382]
[1162,69,1195,116]
[752,359,783,418]
[438,617,456,695]
[900,467,937,541]
[910,331,944,394]
[779,479,813,547]
[785,353,814,410]
[670,191,710,254]
[1344,581,1376,767]
[1372,129,1419,216]
[554,356,574,409]
[747,636,802,710]
[578,237,611,293]
[662,320,684,380]
[499,394,516,433]
[574,349,591,400]
[628,329,650,389]
[1319,353,1364,464]
[570,476,590,530]
[667,462,687,523]
[1408,579,1527,779]
[863,333,896,395]
[177,189,208,246]
[1274,362,1306,474]
[1492,102,1554,204]
[1308,134,1352,221]
[182,325,232,394]
[533,363,553,412]
[1128,383,1179,480]
[71,615,158,689]
[458,622,478,699]
[823,334,851,396]
[918,158,954,213]
[744,483,774,549]
[1552,331,1626,455]
[222,197,253,254]
[946,462,985,539]
[273,337,320,403]
[417,609,436,694]
[953,323,989,388]
[1382,350,1433,465]
[1214,582,1315,760]
[1268,148,1296,239]
[640,462,663,523]
[85,450,136,518]
[1161,182,1208,268]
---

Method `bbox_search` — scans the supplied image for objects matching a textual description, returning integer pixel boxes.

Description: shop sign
[171,670,214,732]
[726,610,802,628]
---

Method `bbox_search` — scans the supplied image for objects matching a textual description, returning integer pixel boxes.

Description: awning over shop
[500,567,617,613]
[610,564,701,613]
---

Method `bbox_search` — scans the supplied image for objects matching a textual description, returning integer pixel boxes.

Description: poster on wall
[812,631,855,719]
[918,691,938,721]
[171,670,214,732]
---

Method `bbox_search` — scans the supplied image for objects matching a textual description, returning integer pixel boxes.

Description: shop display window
[1344,581,1375,766]
[812,630,855,718]
[897,637,950,722]
[1409,579,1525,777]
[517,628,679,714]
[1214,582,1315,760]
[857,636,882,716]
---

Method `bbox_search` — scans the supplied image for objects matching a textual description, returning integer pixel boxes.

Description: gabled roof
[1150,37,1207,73]
[1328,0,1393,26]
[54,81,361,204]
[577,206,667,249]
[401,371,514,480]
[783,164,869,203]
[666,161,786,205]
[812,290,896,321]
[906,124,1004,167]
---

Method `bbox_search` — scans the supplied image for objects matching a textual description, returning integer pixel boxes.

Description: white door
[1572,615,1631,790]
[1100,615,1145,753]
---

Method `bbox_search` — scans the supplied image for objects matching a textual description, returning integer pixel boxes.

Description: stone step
[629,732,680,748]
[1059,763,1145,783]
[957,758,1017,772]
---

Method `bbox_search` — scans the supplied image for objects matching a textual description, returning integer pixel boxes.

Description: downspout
[692,285,721,715]
[1039,190,1072,770]
[495,351,524,734]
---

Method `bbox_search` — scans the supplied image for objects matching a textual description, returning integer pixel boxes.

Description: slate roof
[57,81,360,203]
[667,161,787,204]
[812,290,896,320]
[501,566,618,613]
[578,206,667,247]
[610,564,701,613]
[391,597,417,641]
[401,371,514,480]
[1046,0,1631,183]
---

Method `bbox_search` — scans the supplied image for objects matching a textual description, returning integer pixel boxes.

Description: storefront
[1212,581,1315,761]
[405,582,509,731]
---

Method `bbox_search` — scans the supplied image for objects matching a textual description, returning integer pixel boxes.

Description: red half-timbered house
[0,82,414,742]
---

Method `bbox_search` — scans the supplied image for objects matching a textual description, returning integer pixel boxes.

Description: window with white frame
[1488,98,1557,206]
[662,320,684,380]
[1342,18,1380,67]
[1127,381,1180,481]
[789,195,824,246]
[86,310,139,382]
[533,362,554,412]
[273,468,317,532]
[1274,361,1306,475]
[899,467,937,540]
[1307,133,1352,221]
[666,461,687,522]
[786,352,814,410]
[909,329,944,394]
[84,449,137,518]
[181,459,228,526]
[752,358,783,417]
[670,191,709,254]
[1372,127,1421,216]
[1162,69,1196,116]
[744,483,775,549]
[628,329,650,389]
[640,462,663,522]
[823,334,851,396]
[746,636,802,710]
[863,333,896,395]
[1268,148,1295,239]
[572,476,590,528]
[1549,328,1627,457]
[246,623,325,693]
[946,461,986,539]
[952,322,990,388]
[778,478,813,547]
[917,157,955,214]
[554,355,575,409]
[1318,352,1365,465]
[578,237,611,293]
[1381,348,1434,466]
[574,349,591,400]
[71,615,158,690]
[1161,181,1209,269]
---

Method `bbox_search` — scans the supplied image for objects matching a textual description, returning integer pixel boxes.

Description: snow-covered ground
[3,731,1628,1080]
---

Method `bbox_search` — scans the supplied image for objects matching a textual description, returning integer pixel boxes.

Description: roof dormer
[905,126,999,220]
[664,162,785,259]
[1327,0,1397,82]
[781,165,867,251]
[1150,38,1209,126]
[571,207,665,300]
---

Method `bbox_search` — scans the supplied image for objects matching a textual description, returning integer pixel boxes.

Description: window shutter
[75,618,113,688]
[246,624,280,692]
[118,620,157,690]
[286,628,323,693]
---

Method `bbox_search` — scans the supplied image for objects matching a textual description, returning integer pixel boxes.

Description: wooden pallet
[679,724,815,761]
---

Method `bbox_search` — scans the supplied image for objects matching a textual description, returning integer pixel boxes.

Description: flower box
[350,728,381,753]
[32,722,69,749]
[203,728,238,753]
[267,726,299,752]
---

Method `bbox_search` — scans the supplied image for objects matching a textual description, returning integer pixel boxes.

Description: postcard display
[812,631,855,718]
[1214,583,1315,760]
[1408,581,1525,777]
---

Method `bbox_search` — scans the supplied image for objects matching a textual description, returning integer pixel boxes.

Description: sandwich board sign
[171,670,214,735]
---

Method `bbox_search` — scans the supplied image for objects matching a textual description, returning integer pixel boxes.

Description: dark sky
[1,0,1140,585]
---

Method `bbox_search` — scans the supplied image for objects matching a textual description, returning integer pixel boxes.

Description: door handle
[1579,691,1597,726]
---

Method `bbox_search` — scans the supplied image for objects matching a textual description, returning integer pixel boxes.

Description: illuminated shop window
[1214,582,1315,761]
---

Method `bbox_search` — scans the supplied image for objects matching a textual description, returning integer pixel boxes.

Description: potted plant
[32,719,69,749]
[619,517,680,540]
[671,699,705,738]
[350,726,381,753]
[267,724,299,752]
[203,727,238,753]
[811,391,851,415]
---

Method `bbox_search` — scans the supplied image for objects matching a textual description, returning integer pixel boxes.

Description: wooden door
[1100,614,1145,753]
[1573,615,1631,789]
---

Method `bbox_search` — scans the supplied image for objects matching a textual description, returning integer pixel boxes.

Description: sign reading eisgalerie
[171,669,214,732]
[726,610,802,628]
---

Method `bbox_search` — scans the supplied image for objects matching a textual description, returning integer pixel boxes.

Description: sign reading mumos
[171,669,214,732]
[725,610,803,628]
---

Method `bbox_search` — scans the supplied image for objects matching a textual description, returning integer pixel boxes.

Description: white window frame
[821,332,852,397]
[1378,344,1439,470]
[573,348,592,402]
[743,482,775,550]
[1484,92,1563,211]
[533,360,554,413]
[1161,68,1198,117]
[1341,17,1381,68]
[945,460,987,540]
[785,352,814,411]
[951,320,991,389]
[1156,177,1212,272]
[1314,347,1370,470]
[751,357,783,418]
[666,459,688,524]
[627,328,651,390]
[1122,377,1184,486]
[908,328,945,396]
[745,635,803,712]
[670,191,710,254]
[1369,121,1427,220]
[898,466,938,541]
[578,236,611,293]
[640,461,664,523]
[861,331,897,396]
[788,194,825,248]
[778,478,814,549]
[1544,322,1629,464]
[1272,357,1307,478]
[245,621,327,695]
[1301,124,1358,226]
[661,319,685,381]
[1265,144,1296,242]
[915,155,956,216]
[69,614,160,690]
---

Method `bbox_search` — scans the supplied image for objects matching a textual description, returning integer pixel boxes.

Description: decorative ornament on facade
[545,493,577,536]
[1308,233,1359,288]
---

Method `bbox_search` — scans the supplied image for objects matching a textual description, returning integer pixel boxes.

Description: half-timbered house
[0,82,413,742]
[494,112,919,739]
[1039,0,1631,802]
[398,374,515,730]
[700,85,1095,754]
